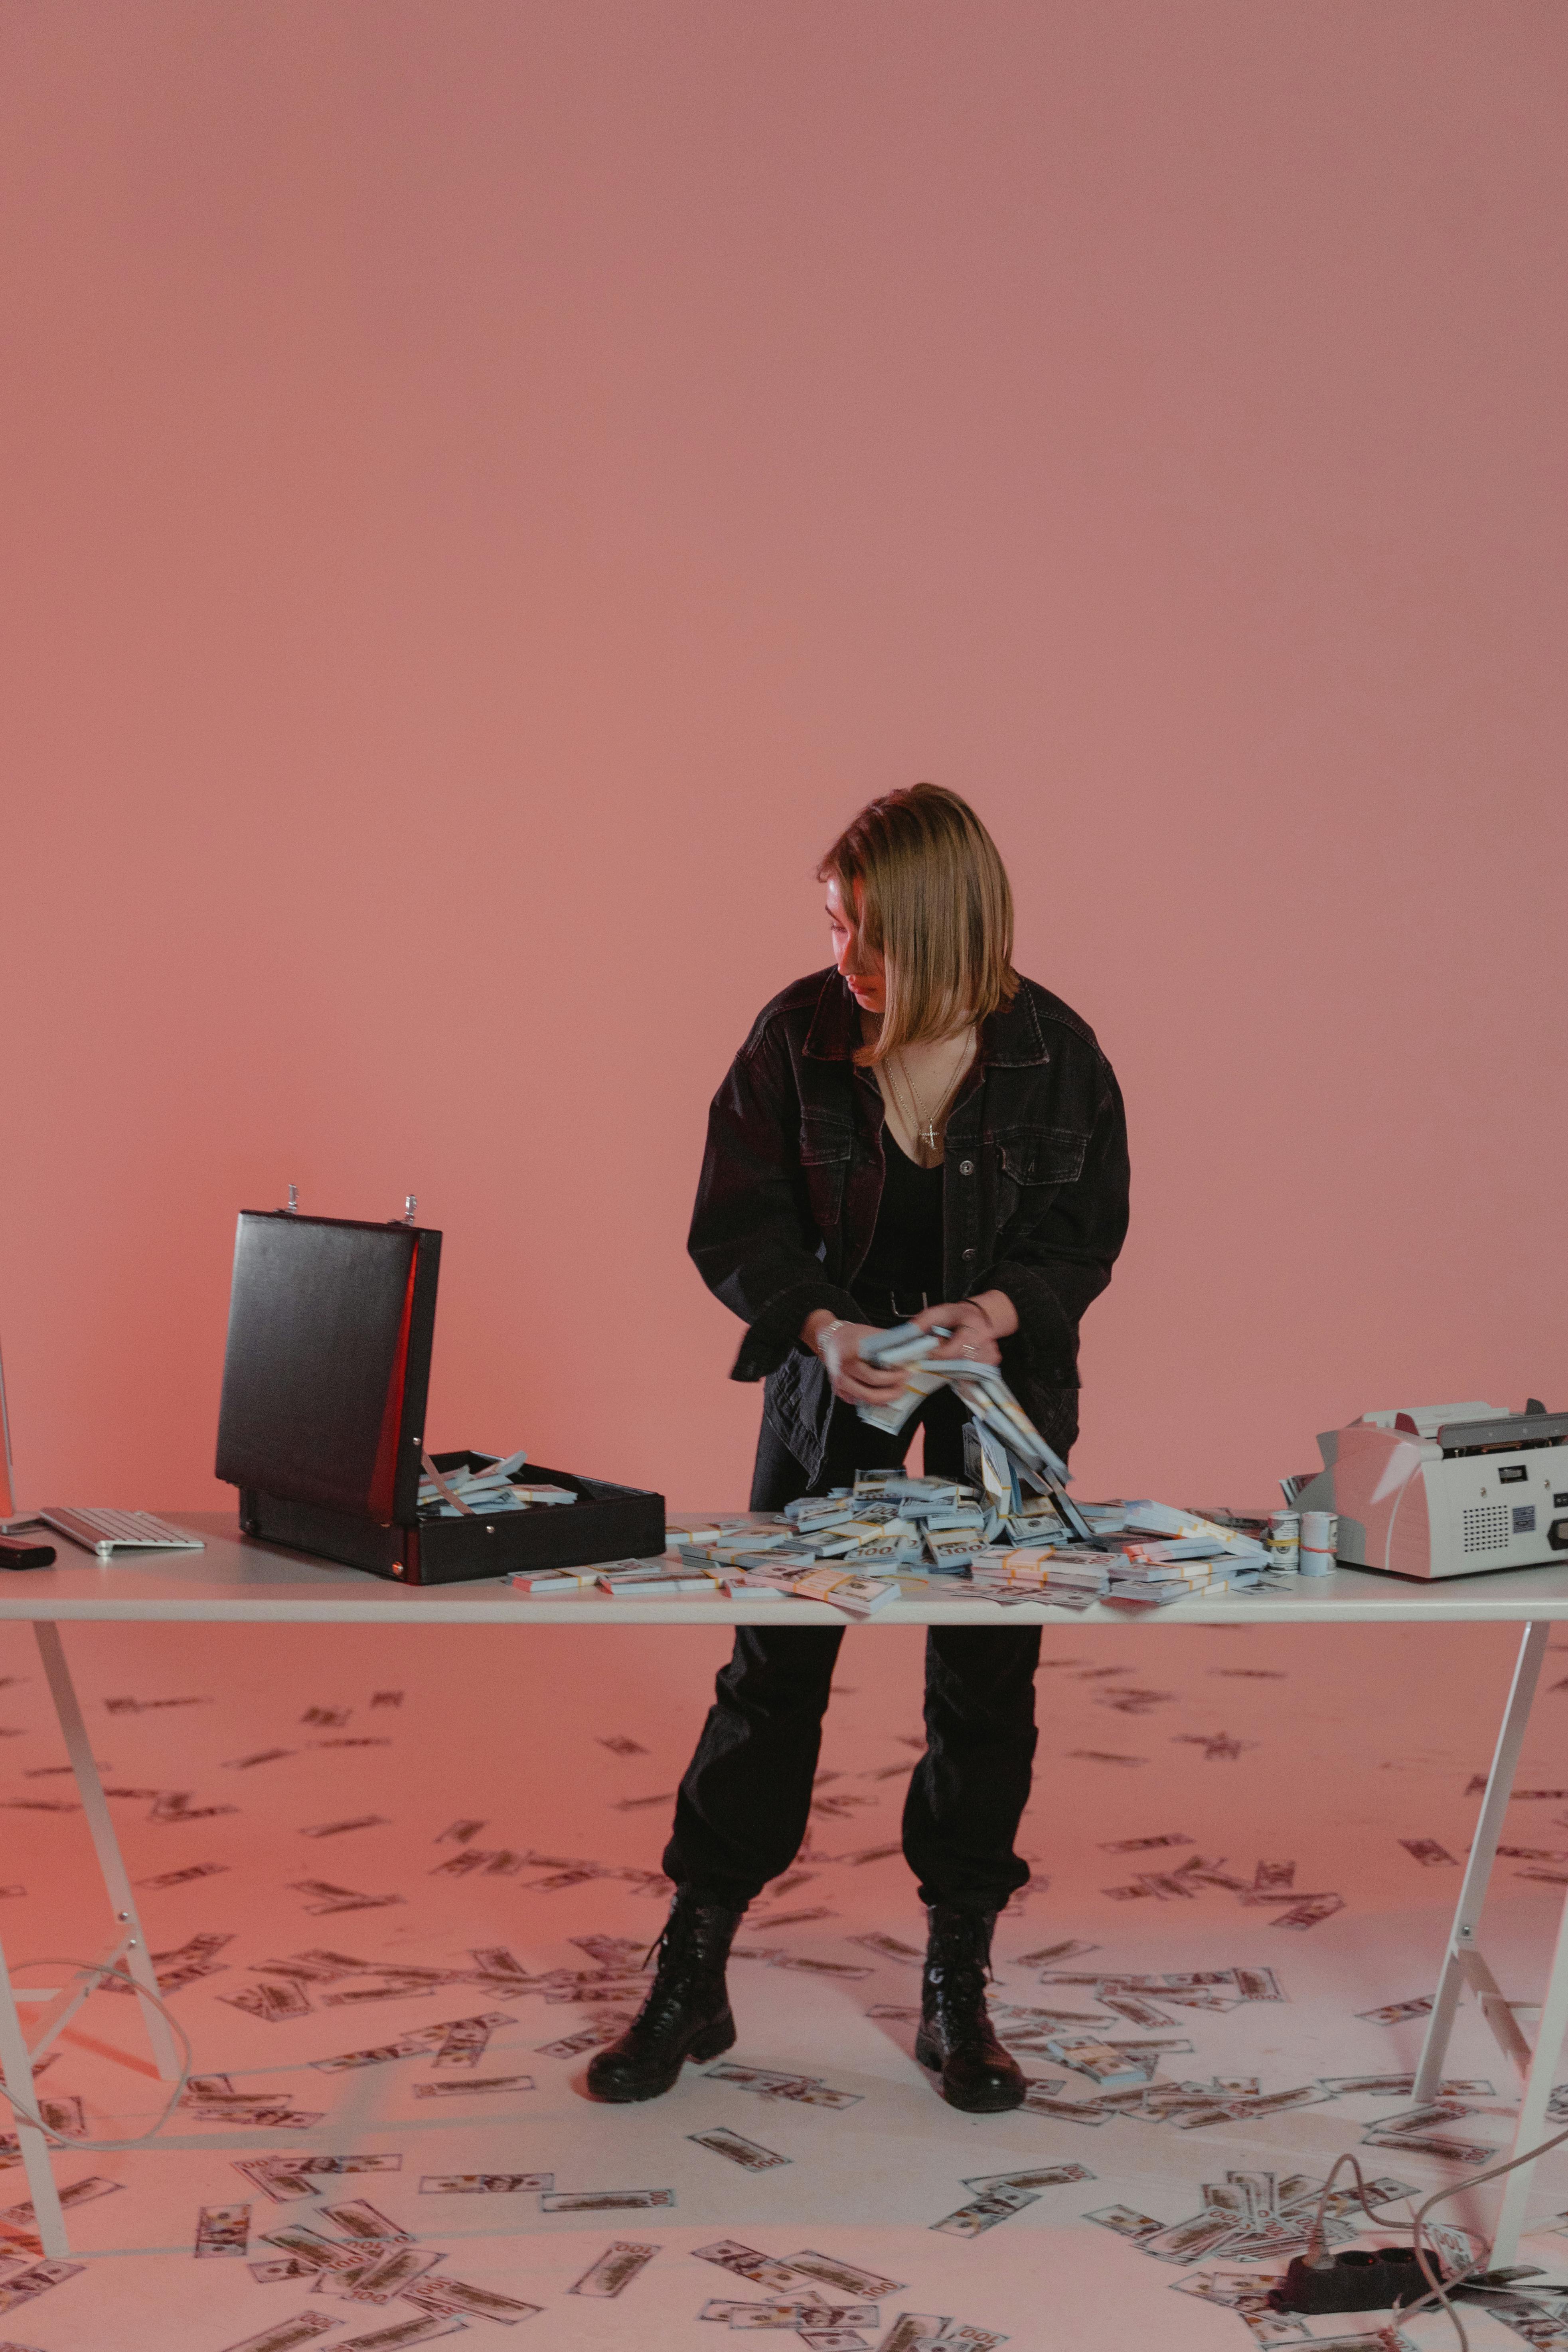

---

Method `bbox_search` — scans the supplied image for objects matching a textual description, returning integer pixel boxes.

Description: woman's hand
[800,1311,912,1405]
[911,1291,1017,1367]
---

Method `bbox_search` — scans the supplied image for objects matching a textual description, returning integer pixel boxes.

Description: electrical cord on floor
[0,1956,194,2150]
[1299,2120,1568,2352]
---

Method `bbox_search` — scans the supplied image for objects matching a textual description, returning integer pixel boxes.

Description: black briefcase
[215,1210,665,1585]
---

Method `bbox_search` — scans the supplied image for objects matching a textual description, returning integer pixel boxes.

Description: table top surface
[4,1511,1568,1625]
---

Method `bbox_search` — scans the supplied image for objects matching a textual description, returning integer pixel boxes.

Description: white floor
[3,1608,1568,2351]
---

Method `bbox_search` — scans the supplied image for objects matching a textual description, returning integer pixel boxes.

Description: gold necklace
[890,1041,971,1156]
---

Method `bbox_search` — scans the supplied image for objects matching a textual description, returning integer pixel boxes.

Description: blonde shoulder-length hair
[818,783,1018,1067]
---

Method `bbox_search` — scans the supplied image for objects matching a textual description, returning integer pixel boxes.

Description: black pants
[663,1385,1041,1915]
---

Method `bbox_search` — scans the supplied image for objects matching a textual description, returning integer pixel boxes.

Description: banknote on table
[1139,2210,1252,2264]
[540,2186,674,2212]
[688,2127,790,2170]
[234,2153,402,2204]
[797,2334,871,2351]
[875,2320,952,2352]
[1356,1994,1432,2024]
[848,1932,924,1965]
[569,2241,660,2297]
[0,2263,85,2316]
[260,2224,368,2272]
[412,2074,535,2098]
[1400,1838,1458,1867]
[182,2093,320,2127]
[1268,1893,1345,1929]
[715,2301,846,2331]
[1021,2087,1106,2123]
[536,2018,628,2058]
[215,2318,340,2352]
[404,2275,544,2324]
[771,1955,872,1979]
[147,1791,237,1823]
[764,2080,863,2109]
[312,2012,515,2070]
[288,1880,404,1915]
[334,2320,466,2352]
[222,1979,313,2023]
[1169,2266,1290,2312]
[260,1949,376,1983]
[322,1984,438,2009]
[703,2060,822,2094]
[1086,2204,1163,2243]
[1,2176,122,2231]
[932,2186,1040,2237]
[694,2241,808,2292]
[419,2172,553,2195]
[194,2204,251,2258]
[1360,2098,1480,2140]
[340,2243,443,2303]
[782,2252,906,2298]
[233,2162,317,2204]
[962,2164,1092,2194]
[1360,2130,1499,2165]
[699,2301,793,2323]
[468,1943,534,1981]
[136,1860,229,1889]
[318,2201,409,2243]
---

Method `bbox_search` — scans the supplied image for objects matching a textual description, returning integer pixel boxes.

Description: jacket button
[959,1159,975,1177]
[962,1246,976,1262]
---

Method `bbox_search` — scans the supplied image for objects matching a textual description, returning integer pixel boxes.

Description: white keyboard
[38,1508,206,1557]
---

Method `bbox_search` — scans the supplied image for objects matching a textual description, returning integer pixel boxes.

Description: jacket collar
[802,968,1049,1067]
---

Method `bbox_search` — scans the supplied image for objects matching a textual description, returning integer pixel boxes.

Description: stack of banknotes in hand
[855,1320,1088,1530]
[418,1450,578,1521]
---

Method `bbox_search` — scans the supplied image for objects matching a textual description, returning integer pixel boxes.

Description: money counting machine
[1294,1400,1568,1580]
[215,1208,664,1584]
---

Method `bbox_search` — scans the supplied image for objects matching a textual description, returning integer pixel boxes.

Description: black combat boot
[914,1904,1025,2113]
[584,1891,743,2103]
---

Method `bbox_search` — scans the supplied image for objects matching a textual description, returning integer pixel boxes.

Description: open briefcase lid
[215,1211,441,1525]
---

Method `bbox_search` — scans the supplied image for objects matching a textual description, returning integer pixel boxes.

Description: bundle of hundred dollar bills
[418,1449,577,1520]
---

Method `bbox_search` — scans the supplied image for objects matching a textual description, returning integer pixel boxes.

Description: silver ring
[962,1343,976,1357]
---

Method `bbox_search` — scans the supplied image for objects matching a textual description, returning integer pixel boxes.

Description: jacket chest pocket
[799,1109,853,1229]
[993,1126,1088,1231]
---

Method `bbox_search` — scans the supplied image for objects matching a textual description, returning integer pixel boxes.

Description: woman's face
[825,873,886,1015]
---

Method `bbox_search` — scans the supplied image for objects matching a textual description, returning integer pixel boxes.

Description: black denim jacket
[687,966,1130,1481]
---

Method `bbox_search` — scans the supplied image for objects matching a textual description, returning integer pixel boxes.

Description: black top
[852,1131,944,1304]
[687,965,1130,1482]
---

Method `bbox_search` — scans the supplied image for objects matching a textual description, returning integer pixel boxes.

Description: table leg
[0,1934,68,2259]
[1413,1621,1549,2103]
[32,1621,181,2081]
[1491,1876,1568,2265]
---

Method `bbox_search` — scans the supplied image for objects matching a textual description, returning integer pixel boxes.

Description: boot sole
[583,2012,737,2104]
[913,2028,1027,2115]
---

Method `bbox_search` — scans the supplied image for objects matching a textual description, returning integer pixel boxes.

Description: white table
[5,1511,1568,2260]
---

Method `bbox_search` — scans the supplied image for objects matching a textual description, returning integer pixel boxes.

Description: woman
[587,784,1129,2113]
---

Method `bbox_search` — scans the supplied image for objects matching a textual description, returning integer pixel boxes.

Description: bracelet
[817,1319,845,1356]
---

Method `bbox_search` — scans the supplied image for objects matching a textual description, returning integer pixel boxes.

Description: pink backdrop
[4,2,1564,1519]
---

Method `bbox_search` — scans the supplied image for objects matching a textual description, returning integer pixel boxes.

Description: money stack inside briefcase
[214,1209,664,1585]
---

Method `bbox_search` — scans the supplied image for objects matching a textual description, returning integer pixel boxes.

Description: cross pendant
[924,1120,938,1150]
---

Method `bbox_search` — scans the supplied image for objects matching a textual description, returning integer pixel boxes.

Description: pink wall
[3,3,1564,1519]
